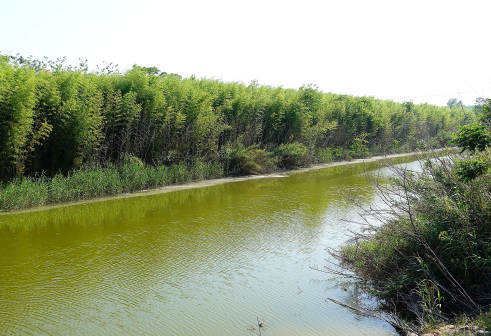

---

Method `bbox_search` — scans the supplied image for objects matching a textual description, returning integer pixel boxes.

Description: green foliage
[478,98,491,121]
[0,53,470,181]
[315,148,335,163]
[315,147,352,162]
[454,158,489,182]
[337,149,491,326]
[223,138,275,175]
[451,123,491,152]
[0,161,224,210]
[349,136,370,158]
[0,176,48,209]
[450,98,491,154]
[477,308,491,331]
[335,102,491,328]
[0,61,38,176]
[414,279,443,326]
[273,142,308,168]
[0,53,475,209]
[122,154,144,167]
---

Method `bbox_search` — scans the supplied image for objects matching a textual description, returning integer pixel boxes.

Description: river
[0,155,421,335]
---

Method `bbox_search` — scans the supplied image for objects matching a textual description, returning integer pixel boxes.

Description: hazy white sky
[1,0,490,106]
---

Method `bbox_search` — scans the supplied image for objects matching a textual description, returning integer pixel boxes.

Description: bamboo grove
[0,54,474,181]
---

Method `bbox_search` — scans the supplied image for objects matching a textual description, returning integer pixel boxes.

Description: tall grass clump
[49,164,123,202]
[221,138,276,175]
[0,161,226,210]
[0,176,48,209]
[273,142,308,168]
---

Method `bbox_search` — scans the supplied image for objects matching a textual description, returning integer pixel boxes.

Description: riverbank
[334,146,491,336]
[0,151,424,214]
[411,323,490,336]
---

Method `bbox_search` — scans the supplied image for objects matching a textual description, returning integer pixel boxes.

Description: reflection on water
[0,156,420,335]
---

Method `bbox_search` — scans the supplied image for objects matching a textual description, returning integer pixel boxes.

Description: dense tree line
[0,54,473,180]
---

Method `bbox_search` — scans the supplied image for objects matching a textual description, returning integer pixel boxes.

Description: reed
[0,161,225,210]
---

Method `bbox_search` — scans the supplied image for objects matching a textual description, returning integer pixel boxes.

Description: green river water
[0,155,421,335]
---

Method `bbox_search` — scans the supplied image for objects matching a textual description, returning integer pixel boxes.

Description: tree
[447,98,458,108]
[447,98,462,108]
[451,99,491,152]
[481,98,491,121]
[132,64,161,76]
[451,123,491,152]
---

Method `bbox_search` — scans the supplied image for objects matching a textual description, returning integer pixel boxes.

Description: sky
[1,0,490,106]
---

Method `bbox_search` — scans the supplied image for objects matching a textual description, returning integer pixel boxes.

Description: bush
[315,147,352,163]
[349,137,370,158]
[332,98,491,331]
[451,123,491,152]
[222,139,275,175]
[273,142,308,168]
[454,158,489,182]
[328,150,491,331]
[0,176,48,209]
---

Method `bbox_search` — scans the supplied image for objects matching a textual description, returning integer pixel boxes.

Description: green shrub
[0,176,48,209]
[315,147,352,163]
[451,123,491,152]
[273,142,308,168]
[222,139,275,175]
[315,148,335,163]
[454,158,489,182]
[349,137,370,158]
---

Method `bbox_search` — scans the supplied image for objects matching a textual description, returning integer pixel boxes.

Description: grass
[0,161,224,211]
[424,309,491,335]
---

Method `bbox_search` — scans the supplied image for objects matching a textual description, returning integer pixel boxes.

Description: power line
[382,90,491,101]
